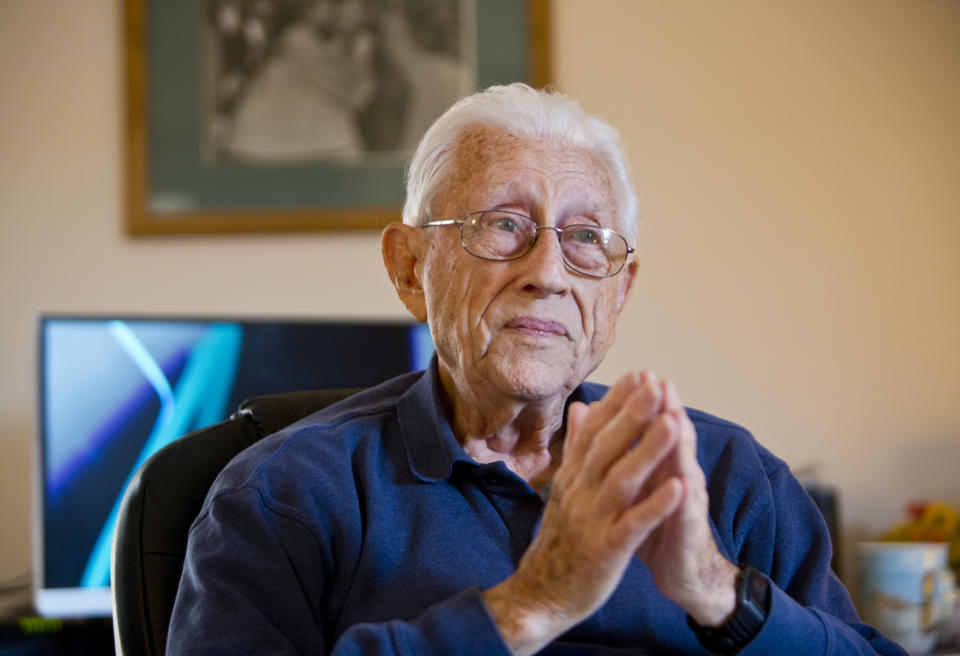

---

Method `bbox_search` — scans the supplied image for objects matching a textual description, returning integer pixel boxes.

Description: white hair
[401,83,641,245]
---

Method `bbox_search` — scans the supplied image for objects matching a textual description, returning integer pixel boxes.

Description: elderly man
[167,84,905,655]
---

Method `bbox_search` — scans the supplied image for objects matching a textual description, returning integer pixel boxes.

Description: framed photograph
[124,0,551,234]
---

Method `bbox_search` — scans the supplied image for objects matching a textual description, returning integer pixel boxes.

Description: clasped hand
[484,371,739,655]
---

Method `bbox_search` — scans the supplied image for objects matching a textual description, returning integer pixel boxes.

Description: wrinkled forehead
[433,128,617,221]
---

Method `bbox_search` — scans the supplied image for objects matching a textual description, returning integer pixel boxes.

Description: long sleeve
[737,581,905,656]
[166,486,512,656]
[726,455,907,656]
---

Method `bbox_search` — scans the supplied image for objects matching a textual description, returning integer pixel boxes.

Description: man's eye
[568,227,602,245]
[489,216,520,232]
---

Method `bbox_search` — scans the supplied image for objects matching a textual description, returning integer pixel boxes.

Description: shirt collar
[397,357,473,482]
[396,356,605,483]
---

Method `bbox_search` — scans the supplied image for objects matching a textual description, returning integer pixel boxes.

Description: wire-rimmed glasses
[422,210,634,278]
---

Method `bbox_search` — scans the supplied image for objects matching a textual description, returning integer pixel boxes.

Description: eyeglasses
[422,210,635,278]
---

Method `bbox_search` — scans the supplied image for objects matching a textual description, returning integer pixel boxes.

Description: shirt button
[483,472,505,486]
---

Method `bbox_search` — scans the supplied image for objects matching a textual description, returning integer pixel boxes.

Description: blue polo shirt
[167,364,905,655]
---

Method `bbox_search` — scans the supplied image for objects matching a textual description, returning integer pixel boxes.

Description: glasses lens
[462,211,535,260]
[561,225,627,277]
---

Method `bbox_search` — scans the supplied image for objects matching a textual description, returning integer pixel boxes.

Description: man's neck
[437,363,570,488]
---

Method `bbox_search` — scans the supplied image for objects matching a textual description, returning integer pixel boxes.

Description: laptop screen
[34,316,433,618]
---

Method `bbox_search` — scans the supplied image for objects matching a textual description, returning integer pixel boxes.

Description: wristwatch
[687,565,771,655]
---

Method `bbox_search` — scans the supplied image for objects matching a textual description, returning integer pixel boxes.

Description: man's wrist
[688,566,771,655]
[683,554,740,627]
[482,579,561,656]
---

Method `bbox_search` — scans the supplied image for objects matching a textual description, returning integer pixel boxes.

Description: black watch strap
[687,565,771,655]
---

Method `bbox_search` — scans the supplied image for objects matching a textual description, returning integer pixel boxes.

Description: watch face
[744,566,771,616]
[734,567,770,638]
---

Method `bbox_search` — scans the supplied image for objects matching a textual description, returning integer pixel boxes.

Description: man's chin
[485,356,582,402]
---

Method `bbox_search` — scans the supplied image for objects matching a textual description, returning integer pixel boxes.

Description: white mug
[857,542,954,656]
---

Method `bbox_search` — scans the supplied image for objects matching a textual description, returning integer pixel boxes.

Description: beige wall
[560,0,960,579]
[1,0,957,588]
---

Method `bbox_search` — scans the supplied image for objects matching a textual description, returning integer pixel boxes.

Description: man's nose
[518,227,570,294]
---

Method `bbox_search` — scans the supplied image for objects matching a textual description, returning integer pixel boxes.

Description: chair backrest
[111,388,361,656]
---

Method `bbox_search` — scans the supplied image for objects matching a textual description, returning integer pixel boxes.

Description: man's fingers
[655,381,699,479]
[579,371,646,435]
[638,408,708,551]
[663,407,700,479]
[579,381,664,482]
[563,370,652,466]
[562,401,589,456]
[662,380,682,413]
[599,408,680,511]
[611,476,684,548]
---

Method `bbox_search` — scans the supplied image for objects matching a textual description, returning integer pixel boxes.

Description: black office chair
[111,388,361,656]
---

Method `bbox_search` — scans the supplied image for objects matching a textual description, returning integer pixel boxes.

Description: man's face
[417,129,637,403]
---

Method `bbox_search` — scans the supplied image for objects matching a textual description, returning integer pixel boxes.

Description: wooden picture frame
[124,0,551,235]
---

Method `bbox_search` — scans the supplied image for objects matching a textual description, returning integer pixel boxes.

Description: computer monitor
[34,315,434,618]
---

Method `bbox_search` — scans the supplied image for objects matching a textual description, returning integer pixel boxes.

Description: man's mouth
[504,317,567,338]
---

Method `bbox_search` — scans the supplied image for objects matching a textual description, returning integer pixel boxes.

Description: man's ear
[381,222,427,322]
[615,258,639,316]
